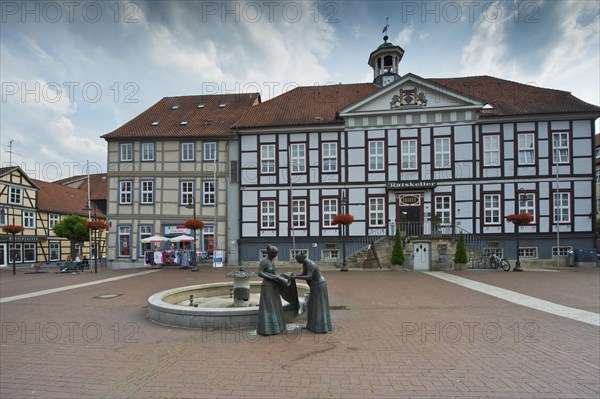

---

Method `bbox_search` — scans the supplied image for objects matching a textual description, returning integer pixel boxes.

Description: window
[597,197,600,214]
[552,132,569,164]
[49,213,59,228]
[203,142,217,161]
[120,143,133,162]
[289,248,308,261]
[119,181,132,204]
[181,142,195,161]
[141,142,155,161]
[49,243,60,261]
[140,180,154,204]
[518,192,536,222]
[518,133,535,165]
[483,135,500,166]
[24,243,35,262]
[596,169,600,184]
[483,247,503,258]
[322,142,337,172]
[368,140,385,171]
[180,181,194,206]
[118,226,131,257]
[322,198,338,228]
[139,225,153,256]
[203,181,215,206]
[321,249,339,260]
[401,139,417,170]
[203,225,215,255]
[519,247,538,258]
[552,246,572,258]
[483,194,501,225]
[260,200,276,229]
[0,208,8,225]
[292,199,307,229]
[9,243,22,263]
[434,196,452,225]
[23,211,35,228]
[369,197,385,227]
[260,144,275,174]
[553,192,570,223]
[434,137,451,168]
[290,143,306,173]
[9,187,22,205]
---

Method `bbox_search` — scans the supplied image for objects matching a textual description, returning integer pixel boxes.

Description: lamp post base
[512,263,523,272]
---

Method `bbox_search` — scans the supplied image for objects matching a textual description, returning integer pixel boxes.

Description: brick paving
[0,266,598,399]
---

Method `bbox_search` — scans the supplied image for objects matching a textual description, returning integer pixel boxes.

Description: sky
[1,0,599,181]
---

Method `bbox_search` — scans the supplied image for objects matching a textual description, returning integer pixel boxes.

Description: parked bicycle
[489,252,511,271]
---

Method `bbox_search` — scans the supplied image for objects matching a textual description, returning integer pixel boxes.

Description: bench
[57,261,79,273]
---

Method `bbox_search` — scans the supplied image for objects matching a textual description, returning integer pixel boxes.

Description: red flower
[84,220,107,231]
[505,213,534,226]
[2,224,25,234]
[333,214,355,225]
[184,219,205,230]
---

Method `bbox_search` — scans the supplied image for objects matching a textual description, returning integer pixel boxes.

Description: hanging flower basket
[333,213,355,225]
[84,220,107,231]
[2,224,24,235]
[184,219,205,230]
[505,213,534,226]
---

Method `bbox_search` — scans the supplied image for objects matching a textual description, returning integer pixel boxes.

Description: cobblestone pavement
[1,266,598,399]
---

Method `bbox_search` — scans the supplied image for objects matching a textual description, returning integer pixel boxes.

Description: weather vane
[382,17,389,42]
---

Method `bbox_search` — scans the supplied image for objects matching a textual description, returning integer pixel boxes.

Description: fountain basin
[147,281,309,329]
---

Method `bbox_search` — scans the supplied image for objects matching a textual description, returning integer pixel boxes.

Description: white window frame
[292,199,307,229]
[118,226,131,257]
[401,139,417,170]
[9,187,22,205]
[553,192,570,223]
[368,140,385,171]
[203,142,217,161]
[483,135,500,166]
[518,133,535,165]
[322,142,338,172]
[180,181,194,206]
[119,180,132,204]
[321,249,339,260]
[483,194,501,225]
[120,143,133,162]
[23,243,36,262]
[552,246,573,258]
[434,196,452,225]
[140,180,154,204]
[202,181,215,206]
[0,208,8,225]
[139,224,153,257]
[322,198,338,228]
[23,210,35,228]
[260,144,275,174]
[290,143,306,173]
[9,243,22,262]
[369,197,385,227]
[519,247,538,258]
[49,213,59,228]
[49,242,60,261]
[434,137,451,169]
[181,142,195,162]
[518,192,536,222]
[552,132,569,164]
[141,142,155,161]
[260,200,276,230]
[289,248,308,261]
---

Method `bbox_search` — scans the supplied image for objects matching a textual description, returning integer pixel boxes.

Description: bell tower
[369,20,404,87]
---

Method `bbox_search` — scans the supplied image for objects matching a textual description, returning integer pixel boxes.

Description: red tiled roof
[32,179,105,218]
[55,174,108,201]
[102,93,260,139]
[430,76,600,117]
[233,83,379,129]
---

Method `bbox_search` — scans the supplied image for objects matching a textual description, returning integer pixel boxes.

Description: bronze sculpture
[293,252,332,333]
[257,245,291,335]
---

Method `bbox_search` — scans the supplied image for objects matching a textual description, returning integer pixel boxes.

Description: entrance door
[0,244,6,267]
[413,242,430,271]
[398,206,422,236]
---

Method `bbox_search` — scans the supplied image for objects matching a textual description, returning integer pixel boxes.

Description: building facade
[102,93,260,268]
[233,39,600,265]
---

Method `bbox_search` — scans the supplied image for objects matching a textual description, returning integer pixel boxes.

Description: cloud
[394,24,414,46]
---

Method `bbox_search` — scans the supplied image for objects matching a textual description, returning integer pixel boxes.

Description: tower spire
[382,17,389,42]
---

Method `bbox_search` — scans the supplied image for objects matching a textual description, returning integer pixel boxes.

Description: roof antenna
[382,17,389,42]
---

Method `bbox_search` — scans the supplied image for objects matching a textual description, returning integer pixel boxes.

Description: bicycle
[489,252,511,271]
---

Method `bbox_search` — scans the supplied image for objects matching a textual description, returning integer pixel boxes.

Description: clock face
[382,75,395,86]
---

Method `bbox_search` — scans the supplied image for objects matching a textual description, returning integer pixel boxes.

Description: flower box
[332,214,355,225]
[505,213,533,226]
[2,224,24,235]
[84,220,107,231]
[184,219,205,230]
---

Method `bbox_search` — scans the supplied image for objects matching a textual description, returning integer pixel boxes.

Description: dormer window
[180,121,188,125]
[171,105,180,110]
[204,119,213,126]
[218,103,226,108]
[151,121,160,126]
[197,103,205,108]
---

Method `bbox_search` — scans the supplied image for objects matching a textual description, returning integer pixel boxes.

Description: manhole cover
[94,294,122,299]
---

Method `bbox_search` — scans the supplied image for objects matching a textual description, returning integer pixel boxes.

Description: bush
[454,232,468,264]
[391,227,405,266]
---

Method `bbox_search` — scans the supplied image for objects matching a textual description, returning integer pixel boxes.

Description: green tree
[391,226,405,266]
[453,232,468,264]
[53,215,89,259]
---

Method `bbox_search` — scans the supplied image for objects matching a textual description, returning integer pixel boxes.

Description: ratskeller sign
[386,181,437,190]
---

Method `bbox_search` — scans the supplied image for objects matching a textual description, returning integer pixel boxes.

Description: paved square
[1,266,599,398]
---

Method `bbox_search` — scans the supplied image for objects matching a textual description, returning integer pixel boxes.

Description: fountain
[147,278,309,329]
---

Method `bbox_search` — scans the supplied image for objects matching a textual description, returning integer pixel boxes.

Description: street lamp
[340,191,348,272]
[186,199,198,272]
[1,205,17,275]
[82,206,99,273]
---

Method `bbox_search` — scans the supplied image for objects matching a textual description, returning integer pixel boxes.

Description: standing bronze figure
[257,245,290,335]
[294,252,332,333]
